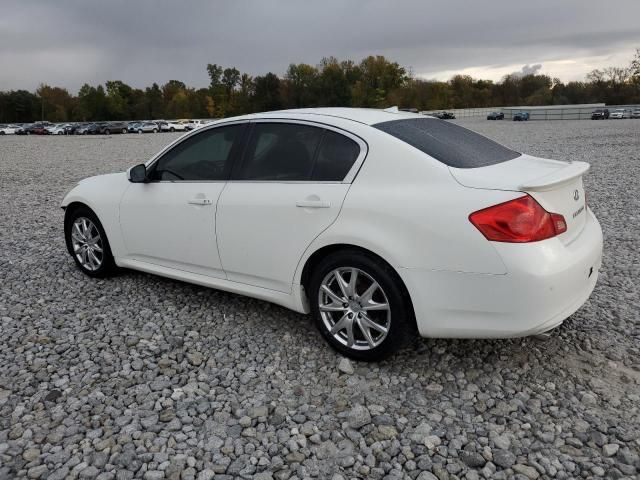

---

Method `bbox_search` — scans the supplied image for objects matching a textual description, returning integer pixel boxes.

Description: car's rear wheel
[122,128,127,134]
[152,128,158,133]
[138,129,143,134]
[104,129,110,135]
[309,250,414,361]
[64,206,116,277]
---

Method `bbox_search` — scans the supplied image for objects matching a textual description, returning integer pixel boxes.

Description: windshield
[374,118,520,168]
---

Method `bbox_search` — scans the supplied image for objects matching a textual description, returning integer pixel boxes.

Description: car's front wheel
[309,250,414,361]
[64,206,116,277]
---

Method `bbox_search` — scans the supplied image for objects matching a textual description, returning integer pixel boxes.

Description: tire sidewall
[309,251,413,361]
[65,206,115,277]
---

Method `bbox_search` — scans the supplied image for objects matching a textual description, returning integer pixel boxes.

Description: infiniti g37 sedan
[62,108,603,360]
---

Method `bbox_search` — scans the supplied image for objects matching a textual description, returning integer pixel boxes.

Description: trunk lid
[450,155,589,243]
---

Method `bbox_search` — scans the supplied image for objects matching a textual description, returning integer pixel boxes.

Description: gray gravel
[1,121,639,480]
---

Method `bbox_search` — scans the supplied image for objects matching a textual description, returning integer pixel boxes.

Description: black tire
[104,129,110,135]
[138,130,143,134]
[308,250,415,361]
[170,127,175,132]
[64,205,116,278]
[122,128,127,134]
[152,128,158,133]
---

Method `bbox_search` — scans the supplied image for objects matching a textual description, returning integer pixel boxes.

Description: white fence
[422,103,640,120]
[421,107,501,119]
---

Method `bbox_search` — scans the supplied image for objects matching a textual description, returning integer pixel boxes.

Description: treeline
[1,51,639,123]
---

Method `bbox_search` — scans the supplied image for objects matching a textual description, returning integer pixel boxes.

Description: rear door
[216,120,366,293]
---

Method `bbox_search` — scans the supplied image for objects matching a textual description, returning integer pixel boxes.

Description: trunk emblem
[573,189,580,201]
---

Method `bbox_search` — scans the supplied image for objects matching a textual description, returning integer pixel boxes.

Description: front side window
[149,124,243,181]
[237,123,323,181]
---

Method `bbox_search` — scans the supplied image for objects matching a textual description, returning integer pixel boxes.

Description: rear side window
[312,130,360,181]
[237,123,323,180]
[374,118,520,168]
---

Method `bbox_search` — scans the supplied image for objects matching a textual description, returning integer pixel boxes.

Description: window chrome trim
[142,117,369,185]
[241,118,368,184]
[143,119,251,170]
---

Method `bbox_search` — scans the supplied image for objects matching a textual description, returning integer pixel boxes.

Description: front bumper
[400,209,603,338]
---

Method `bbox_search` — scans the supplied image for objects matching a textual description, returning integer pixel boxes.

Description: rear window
[374,118,520,168]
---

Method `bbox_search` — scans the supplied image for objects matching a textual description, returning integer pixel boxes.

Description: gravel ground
[0,120,639,480]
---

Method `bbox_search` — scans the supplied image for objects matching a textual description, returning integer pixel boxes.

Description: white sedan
[610,109,627,119]
[61,108,603,360]
[47,124,68,135]
[0,124,19,134]
[160,121,189,132]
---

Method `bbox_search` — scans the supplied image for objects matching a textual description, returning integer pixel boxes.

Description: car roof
[216,107,433,126]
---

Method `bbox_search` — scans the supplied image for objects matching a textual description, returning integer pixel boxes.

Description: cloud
[511,64,543,78]
[0,0,639,91]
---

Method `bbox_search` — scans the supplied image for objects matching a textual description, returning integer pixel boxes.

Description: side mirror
[128,164,147,183]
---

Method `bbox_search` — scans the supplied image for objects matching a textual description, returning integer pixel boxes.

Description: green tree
[284,63,318,108]
[145,83,164,119]
[253,73,282,112]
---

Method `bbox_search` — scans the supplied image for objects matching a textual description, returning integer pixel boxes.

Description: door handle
[188,198,213,205]
[296,200,331,208]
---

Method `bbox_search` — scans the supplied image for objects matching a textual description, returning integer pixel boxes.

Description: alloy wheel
[71,217,104,271]
[318,267,391,350]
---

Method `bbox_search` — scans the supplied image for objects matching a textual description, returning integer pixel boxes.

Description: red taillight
[469,195,567,243]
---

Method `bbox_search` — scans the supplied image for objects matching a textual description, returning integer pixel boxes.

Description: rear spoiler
[519,161,590,192]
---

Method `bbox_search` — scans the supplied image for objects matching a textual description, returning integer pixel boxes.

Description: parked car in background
[161,121,189,132]
[186,119,212,129]
[101,122,129,134]
[65,123,82,135]
[154,121,168,131]
[177,119,195,130]
[14,124,30,135]
[591,108,609,120]
[127,122,141,133]
[513,112,530,121]
[87,123,107,134]
[487,112,504,120]
[47,124,68,135]
[26,123,51,135]
[0,124,19,134]
[136,122,159,133]
[631,109,640,119]
[76,124,95,135]
[68,123,87,135]
[609,108,627,119]
[435,111,456,120]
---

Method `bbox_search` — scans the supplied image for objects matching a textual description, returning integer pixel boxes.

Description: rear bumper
[400,209,603,338]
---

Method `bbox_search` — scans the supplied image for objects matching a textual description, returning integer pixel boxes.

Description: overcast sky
[1,0,638,92]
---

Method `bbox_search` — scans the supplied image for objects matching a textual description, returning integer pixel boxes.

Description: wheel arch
[298,243,416,328]
[63,202,98,255]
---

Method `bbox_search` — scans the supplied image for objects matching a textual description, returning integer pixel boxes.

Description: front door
[119,123,246,278]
